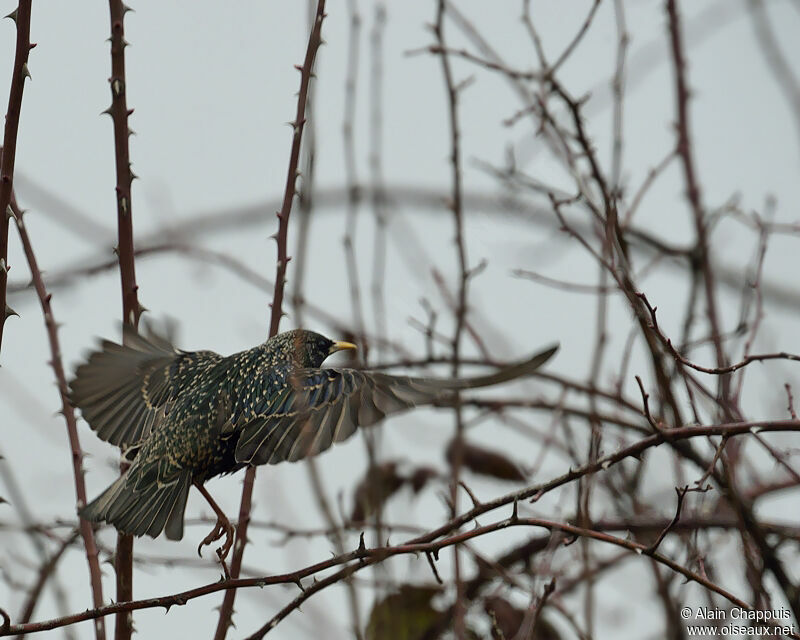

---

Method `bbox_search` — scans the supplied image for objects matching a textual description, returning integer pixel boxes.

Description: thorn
[294,578,305,592]
[357,531,366,553]
[5,205,14,221]
[4,8,17,22]
[4,303,18,320]
[127,108,135,117]
[112,245,120,256]
[121,2,134,13]
[511,498,518,522]
[111,78,124,97]
[29,42,37,50]
[101,106,113,117]
[21,63,31,80]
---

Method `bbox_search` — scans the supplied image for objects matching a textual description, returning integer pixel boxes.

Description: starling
[70,327,557,559]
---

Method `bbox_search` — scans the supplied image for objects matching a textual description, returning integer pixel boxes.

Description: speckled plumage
[70,328,558,542]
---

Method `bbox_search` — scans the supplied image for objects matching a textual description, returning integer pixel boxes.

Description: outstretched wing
[234,344,558,466]
[69,326,223,448]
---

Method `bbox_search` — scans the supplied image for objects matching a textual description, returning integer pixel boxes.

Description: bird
[70,327,557,562]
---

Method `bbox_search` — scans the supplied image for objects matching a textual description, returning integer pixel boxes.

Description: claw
[197,521,225,557]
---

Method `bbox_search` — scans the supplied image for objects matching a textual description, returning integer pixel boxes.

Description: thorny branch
[213,3,328,638]
[0,0,33,358]
[9,195,106,640]
[105,1,140,637]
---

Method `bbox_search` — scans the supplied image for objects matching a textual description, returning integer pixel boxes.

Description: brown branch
[786,384,797,420]
[105,2,140,638]
[244,515,760,639]
[0,1,33,358]
[106,0,141,329]
[645,486,692,554]
[639,291,800,374]
[5,419,800,637]
[0,511,765,638]
[213,3,327,638]
[10,196,106,640]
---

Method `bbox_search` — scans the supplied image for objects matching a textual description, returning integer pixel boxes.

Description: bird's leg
[194,481,235,572]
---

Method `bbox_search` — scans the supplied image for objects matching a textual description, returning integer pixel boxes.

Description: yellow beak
[329,340,357,354]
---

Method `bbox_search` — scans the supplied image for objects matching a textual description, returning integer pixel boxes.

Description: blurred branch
[666,0,730,409]
[433,2,471,636]
[747,0,800,153]
[15,529,80,632]
[10,185,800,313]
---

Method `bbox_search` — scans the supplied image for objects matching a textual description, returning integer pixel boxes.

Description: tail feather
[80,470,192,541]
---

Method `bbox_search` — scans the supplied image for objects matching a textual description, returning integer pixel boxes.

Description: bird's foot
[197,514,235,565]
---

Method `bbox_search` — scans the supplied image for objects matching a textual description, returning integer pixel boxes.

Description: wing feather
[70,327,222,448]
[233,344,558,467]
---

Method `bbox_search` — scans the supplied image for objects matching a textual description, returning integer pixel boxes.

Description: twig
[639,291,800,374]
[786,384,797,420]
[518,578,557,640]
[645,486,691,554]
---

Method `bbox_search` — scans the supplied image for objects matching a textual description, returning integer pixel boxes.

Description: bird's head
[277,329,357,368]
